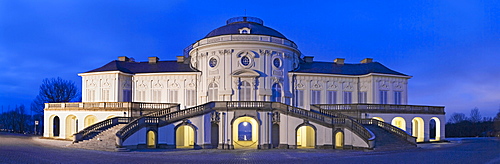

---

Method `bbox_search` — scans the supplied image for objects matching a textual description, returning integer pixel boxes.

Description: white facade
[44,17,445,150]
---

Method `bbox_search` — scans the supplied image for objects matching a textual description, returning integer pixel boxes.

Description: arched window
[240,81,251,101]
[208,83,218,102]
[238,122,252,141]
[271,83,282,102]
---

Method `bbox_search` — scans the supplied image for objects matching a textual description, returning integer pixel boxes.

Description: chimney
[334,58,345,64]
[118,56,129,62]
[361,58,373,63]
[148,57,159,64]
[304,56,314,63]
[176,56,185,63]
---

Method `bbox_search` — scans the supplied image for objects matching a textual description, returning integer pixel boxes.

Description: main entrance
[232,116,258,149]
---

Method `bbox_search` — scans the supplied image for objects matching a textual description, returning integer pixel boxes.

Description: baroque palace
[44,17,445,151]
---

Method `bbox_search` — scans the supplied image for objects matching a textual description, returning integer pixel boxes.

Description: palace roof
[85,60,198,74]
[292,61,408,76]
[204,17,287,39]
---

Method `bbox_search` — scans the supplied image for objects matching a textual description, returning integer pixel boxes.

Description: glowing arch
[232,116,259,149]
[391,117,406,131]
[430,117,441,141]
[372,117,384,122]
[84,115,97,128]
[335,131,344,149]
[65,115,78,139]
[106,115,116,119]
[411,117,424,142]
[147,130,156,148]
[296,125,315,148]
[176,125,195,149]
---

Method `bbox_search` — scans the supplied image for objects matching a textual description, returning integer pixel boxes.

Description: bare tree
[469,107,482,123]
[31,77,78,113]
[448,113,467,124]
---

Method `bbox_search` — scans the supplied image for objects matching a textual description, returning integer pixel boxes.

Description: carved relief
[211,111,220,123]
[272,112,280,124]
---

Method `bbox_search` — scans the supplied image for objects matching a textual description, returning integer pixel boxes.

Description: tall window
[186,89,196,106]
[86,89,95,102]
[101,89,110,102]
[394,91,402,105]
[137,90,146,102]
[311,90,321,104]
[168,90,177,103]
[327,91,337,104]
[240,81,252,101]
[296,90,304,107]
[153,90,162,103]
[208,83,218,102]
[271,83,282,102]
[359,92,367,104]
[123,90,131,102]
[343,91,352,104]
[379,90,388,104]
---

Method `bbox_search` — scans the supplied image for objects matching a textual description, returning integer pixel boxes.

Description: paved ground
[1,133,499,164]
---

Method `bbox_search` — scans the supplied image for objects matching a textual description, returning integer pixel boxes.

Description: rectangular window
[169,90,178,103]
[394,91,402,105]
[186,89,196,106]
[359,92,367,103]
[311,90,321,104]
[380,90,388,104]
[137,90,146,102]
[101,89,109,102]
[296,90,304,107]
[343,91,352,104]
[86,89,95,102]
[123,90,131,102]
[327,91,337,104]
[153,90,162,103]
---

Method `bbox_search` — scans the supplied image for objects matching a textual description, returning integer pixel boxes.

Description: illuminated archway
[372,117,384,122]
[335,131,344,149]
[147,130,156,148]
[106,115,116,119]
[84,115,97,128]
[232,116,259,149]
[176,125,195,149]
[49,115,60,137]
[430,117,441,141]
[65,115,77,139]
[391,117,406,131]
[296,125,315,148]
[411,117,424,142]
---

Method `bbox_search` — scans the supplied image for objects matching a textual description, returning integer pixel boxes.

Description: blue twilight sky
[1,0,499,118]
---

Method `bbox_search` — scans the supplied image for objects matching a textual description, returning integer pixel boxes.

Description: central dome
[204,17,287,39]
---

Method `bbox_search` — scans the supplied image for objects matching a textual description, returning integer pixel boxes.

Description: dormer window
[239,27,251,34]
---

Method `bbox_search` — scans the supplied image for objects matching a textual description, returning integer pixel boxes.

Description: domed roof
[204,17,287,39]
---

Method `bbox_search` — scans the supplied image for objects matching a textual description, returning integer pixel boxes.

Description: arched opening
[176,125,195,149]
[335,131,344,149]
[211,123,219,149]
[271,83,282,102]
[65,115,77,139]
[147,130,156,148]
[372,117,384,122]
[84,115,97,128]
[52,116,60,137]
[411,117,425,142]
[391,117,406,131]
[232,116,258,149]
[106,115,116,119]
[272,124,280,148]
[208,83,218,102]
[296,125,315,148]
[430,117,441,141]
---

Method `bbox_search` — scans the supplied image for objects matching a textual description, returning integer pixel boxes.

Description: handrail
[73,117,132,143]
[313,104,445,114]
[143,104,180,117]
[358,119,416,145]
[116,102,215,143]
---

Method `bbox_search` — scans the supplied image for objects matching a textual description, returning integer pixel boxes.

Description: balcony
[44,102,179,117]
[312,104,445,115]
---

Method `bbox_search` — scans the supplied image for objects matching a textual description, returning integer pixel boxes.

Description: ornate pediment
[231,69,260,77]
